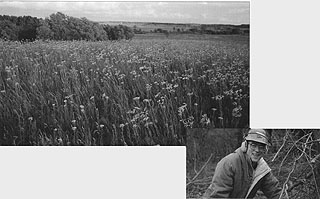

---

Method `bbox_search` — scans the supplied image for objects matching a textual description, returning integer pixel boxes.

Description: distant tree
[116,26,125,40]
[0,19,19,40]
[65,16,83,40]
[45,13,109,41]
[189,28,198,33]
[17,16,40,41]
[200,24,208,34]
[103,24,133,40]
[79,17,95,40]
[102,24,112,39]
[48,12,70,40]
[120,25,134,40]
[163,30,169,38]
[1,12,132,41]
[36,18,54,40]
[90,20,108,41]
[231,28,240,34]
[0,15,40,41]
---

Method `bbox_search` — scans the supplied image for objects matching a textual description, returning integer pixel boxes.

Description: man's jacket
[202,142,281,199]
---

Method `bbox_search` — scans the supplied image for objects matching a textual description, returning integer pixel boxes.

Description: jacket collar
[238,141,271,199]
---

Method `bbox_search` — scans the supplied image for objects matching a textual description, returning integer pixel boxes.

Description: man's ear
[266,145,269,153]
[241,140,248,152]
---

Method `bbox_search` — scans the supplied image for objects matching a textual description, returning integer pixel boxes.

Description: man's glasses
[249,142,267,151]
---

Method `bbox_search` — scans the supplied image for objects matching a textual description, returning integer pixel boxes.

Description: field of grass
[0,35,249,146]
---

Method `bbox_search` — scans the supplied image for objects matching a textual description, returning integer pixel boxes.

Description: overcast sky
[0,1,249,24]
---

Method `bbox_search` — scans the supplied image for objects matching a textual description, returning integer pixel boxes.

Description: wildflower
[119,124,125,128]
[127,109,135,114]
[187,92,193,96]
[57,138,63,144]
[143,117,149,121]
[200,114,210,125]
[130,70,137,75]
[215,95,224,100]
[5,66,11,72]
[65,94,73,99]
[71,120,76,124]
[232,106,242,118]
[80,105,85,113]
[178,103,187,117]
[146,84,152,91]
[198,75,206,79]
[144,122,154,127]
[28,117,33,121]
[133,97,140,101]
[155,92,161,98]
[72,126,77,131]
[143,99,151,103]
[99,124,105,128]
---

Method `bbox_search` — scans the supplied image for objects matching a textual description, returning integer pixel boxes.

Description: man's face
[246,141,267,162]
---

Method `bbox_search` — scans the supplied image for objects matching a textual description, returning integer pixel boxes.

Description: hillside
[99,21,249,35]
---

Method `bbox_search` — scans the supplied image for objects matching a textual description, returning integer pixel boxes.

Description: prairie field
[0,35,249,146]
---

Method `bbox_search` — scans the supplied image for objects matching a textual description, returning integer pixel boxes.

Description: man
[202,129,282,199]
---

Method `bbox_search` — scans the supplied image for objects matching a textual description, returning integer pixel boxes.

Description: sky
[0,1,250,24]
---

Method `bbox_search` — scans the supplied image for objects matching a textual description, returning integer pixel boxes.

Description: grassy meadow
[0,35,249,146]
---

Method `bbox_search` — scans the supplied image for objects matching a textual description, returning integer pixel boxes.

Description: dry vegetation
[0,36,249,145]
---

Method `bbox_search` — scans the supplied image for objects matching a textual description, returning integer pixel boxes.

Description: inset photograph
[0,2,249,146]
[186,129,320,199]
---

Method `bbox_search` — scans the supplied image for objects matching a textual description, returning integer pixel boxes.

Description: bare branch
[272,130,289,162]
[187,153,213,187]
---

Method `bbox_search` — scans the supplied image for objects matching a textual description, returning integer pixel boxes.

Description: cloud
[201,14,208,19]
[157,2,169,6]
[0,1,249,24]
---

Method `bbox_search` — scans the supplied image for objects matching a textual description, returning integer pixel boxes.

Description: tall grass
[0,37,249,145]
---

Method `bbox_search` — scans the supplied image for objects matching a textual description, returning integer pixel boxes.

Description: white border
[250,0,320,128]
[0,147,186,199]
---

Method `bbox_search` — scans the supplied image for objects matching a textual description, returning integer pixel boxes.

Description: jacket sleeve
[260,171,282,199]
[202,158,234,198]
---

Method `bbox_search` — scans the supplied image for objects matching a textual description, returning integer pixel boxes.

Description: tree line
[0,12,134,41]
